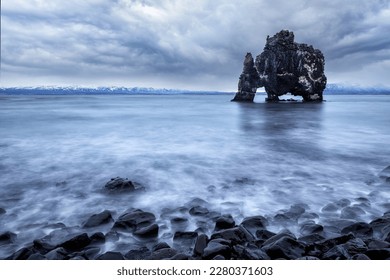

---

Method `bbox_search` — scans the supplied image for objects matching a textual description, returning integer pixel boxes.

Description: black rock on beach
[3,167,390,260]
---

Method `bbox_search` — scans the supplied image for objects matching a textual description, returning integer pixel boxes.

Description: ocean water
[0,94,390,257]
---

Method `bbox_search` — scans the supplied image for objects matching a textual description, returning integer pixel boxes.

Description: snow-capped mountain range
[324,84,390,95]
[0,84,389,95]
[0,86,229,95]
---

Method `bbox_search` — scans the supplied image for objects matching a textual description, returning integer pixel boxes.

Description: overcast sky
[1,0,389,90]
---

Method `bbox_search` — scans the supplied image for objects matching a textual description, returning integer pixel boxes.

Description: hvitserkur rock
[232,30,327,102]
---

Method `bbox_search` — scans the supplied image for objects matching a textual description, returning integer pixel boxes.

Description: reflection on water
[237,102,325,160]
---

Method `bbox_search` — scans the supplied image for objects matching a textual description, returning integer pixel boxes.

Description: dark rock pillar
[231,53,260,102]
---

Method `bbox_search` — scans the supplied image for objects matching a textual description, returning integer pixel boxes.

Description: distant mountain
[0,86,231,95]
[1,84,389,95]
[324,84,390,95]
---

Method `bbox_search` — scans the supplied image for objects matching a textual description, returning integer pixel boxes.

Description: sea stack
[231,53,260,102]
[232,30,327,102]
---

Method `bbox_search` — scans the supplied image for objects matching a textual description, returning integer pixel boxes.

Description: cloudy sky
[1,0,389,90]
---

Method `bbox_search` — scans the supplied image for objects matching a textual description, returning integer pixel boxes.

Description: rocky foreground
[1,169,390,260]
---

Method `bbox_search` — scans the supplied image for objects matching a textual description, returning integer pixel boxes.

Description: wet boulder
[173,231,198,242]
[262,235,305,259]
[133,223,159,238]
[262,231,296,246]
[33,239,56,254]
[194,234,208,256]
[189,206,209,216]
[96,251,125,260]
[173,231,199,255]
[240,215,267,235]
[255,229,277,246]
[59,233,91,252]
[152,242,171,251]
[8,247,34,260]
[307,233,355,255]
[367,239,390,250]
[379,166,390,183]
[336,199,351,208]
[45,247,69,260]
[104,177,145,193]
[322,245,350,260]
[255,229,276,240]
[211,226,254,244]
[105,230,120,242]
[83,210,113,228]
[33,227,87,252]
[202,238,231,259]
[185,198,210,208]
[296,256,320,260]
[125,245,151,260]
[170,217,189,228]
[342,238,368,256]
[27,253,47,260]
[300,223,324,236]
[233,244,270,260]
[147,248,178,260]
[298,233,325,244]
[341,222,373,239]
[82,247,101,260]
[323,218,355,232]
[385,232,390,243]
[365,249,390,260]
[285,204,307,219]
[90,232,106,244]
[0,231,17,245]
[70,256,86,260]
[321,203,339,213]
[350,254,370,260]
[113,209,156,231]
[369,216,390,234]
[215,215,236,231]
[169,253,191,260]
[299,212,320,221]
[273,213,293,224]
[340,206,366,220]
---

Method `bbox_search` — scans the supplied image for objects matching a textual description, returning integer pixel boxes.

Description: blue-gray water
[0,94,390,256]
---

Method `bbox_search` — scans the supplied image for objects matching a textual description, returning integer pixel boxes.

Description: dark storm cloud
[1,0,389,89]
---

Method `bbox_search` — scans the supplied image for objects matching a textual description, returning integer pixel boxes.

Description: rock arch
[232,30,327,102]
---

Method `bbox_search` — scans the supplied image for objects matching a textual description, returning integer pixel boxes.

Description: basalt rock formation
[231,53,260,102]
[232,30,327,102]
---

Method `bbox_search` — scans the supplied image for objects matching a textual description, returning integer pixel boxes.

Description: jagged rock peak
[232,30,327,102]
[265,30,296,49]
[231,53,260,102]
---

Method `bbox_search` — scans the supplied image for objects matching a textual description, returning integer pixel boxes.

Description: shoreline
[1,172,390,260]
